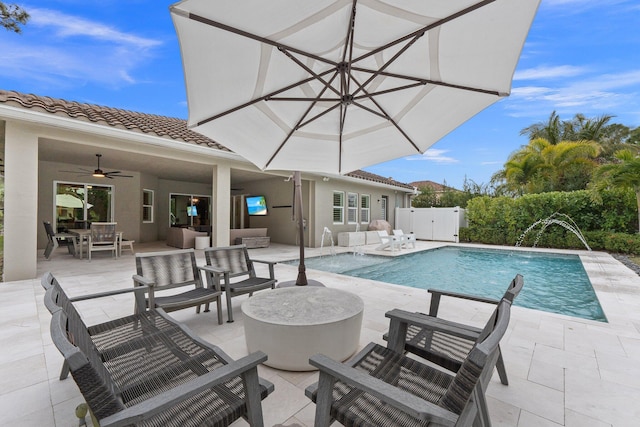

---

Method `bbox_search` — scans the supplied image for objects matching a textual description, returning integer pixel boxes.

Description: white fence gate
[395,207,467,243]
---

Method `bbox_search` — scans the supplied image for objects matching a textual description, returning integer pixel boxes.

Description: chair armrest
[99,351,270,427]
[307,353,458,426]
[198,265,229,275]
[250,259,277,266]
[428,288,499,317]
[197,266,224,292]
[385,309,480,351]
[69,286,150,314]
[132,274,155,287]
[250,259,277,279]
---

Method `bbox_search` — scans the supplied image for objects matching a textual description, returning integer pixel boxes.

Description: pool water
[289,246,606,322]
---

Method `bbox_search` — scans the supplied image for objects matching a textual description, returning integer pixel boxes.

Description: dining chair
[88,222,118,261]
[43,221,76,260]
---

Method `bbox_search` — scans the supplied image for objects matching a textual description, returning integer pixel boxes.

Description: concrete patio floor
[1,240,639,426]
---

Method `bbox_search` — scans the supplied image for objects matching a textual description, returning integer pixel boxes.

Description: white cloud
[0,7,163,88]
[29,8,161,49]
[506,70,640,119]
[514,65,586,81]
[407,149,458,164]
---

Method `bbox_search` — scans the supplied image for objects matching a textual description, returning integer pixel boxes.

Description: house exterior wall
[311,179,410,246]
[37,160,142,249]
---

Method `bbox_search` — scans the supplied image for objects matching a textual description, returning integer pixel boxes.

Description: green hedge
[462,189,640,253]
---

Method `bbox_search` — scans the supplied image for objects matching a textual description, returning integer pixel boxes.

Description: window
[360,194,370,224]
[142,189,154,223]
[347,192,358,224]
[54,182,113,232]
[333,191,344,224]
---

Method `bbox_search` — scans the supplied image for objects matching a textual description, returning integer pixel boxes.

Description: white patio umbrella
[170,0,540,285]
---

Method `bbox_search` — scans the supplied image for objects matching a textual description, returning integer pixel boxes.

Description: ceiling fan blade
[104,172,133,178]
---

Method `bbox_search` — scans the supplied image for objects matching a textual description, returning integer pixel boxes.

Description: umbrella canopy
[171,0,540,285]
[56,194,88,209]
[171,0,540,175]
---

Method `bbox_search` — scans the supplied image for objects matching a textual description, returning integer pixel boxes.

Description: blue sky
[2,0,639,189]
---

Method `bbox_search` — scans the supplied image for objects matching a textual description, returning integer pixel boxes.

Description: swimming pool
[289,246,606,322]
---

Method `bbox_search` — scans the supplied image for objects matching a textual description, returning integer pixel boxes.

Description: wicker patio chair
[396,274,523,387]
[133,249,223,324]
[44,275,274,427]
[306,298,513,427]
[202,245,277,323]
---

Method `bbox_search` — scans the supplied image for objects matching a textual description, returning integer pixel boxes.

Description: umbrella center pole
[294,171,308,286]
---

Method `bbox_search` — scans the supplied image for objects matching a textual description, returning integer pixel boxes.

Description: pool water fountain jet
[320,227,336,257]
[515,212,591,251]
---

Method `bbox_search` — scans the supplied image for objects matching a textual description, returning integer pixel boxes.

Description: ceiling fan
[61,154,133,179]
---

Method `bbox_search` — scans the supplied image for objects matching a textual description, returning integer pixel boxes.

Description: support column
[3,122,38,281]
[212,164,231,247]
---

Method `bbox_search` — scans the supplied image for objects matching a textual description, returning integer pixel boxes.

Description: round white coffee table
[242,287,364,371]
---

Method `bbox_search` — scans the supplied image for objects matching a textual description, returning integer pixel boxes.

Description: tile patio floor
[1,240,639,426]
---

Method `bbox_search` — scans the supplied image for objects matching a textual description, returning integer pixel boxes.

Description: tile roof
[0,89,413,191]
[348,170,415,190]
[0,89,229,151]
[410,180,458,192]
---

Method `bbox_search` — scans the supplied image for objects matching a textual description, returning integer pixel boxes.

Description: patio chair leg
[496,346,509,385]
[226,292,234,323]
[216,297,223,325]
[59,360,70,380]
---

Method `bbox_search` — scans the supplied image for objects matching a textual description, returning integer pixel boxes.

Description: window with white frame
[142,189,154,223]
[360,194,370,224]
[333,191,344,224]
[347,192,358,224]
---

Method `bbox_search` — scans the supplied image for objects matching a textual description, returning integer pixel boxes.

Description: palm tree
[501,138,600,194]
[519,111,566,145]
[592,149,640,233]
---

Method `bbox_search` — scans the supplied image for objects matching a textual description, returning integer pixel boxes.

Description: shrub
[463,188,639,253]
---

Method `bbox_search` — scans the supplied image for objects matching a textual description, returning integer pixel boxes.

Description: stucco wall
[37,159,141,249]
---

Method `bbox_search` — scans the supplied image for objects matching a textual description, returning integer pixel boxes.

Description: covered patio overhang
[1,103,287,281]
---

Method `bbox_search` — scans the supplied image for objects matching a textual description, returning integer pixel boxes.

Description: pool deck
[1,241,639,426]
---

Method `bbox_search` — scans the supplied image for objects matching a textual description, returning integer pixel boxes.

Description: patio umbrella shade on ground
[170,0,541,284]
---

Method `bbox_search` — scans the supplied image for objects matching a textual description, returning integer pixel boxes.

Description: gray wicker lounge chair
[397,274,523,387]
[306,298,513,427]
[202,245,277,323]
[133,248,224,324]
[44,273,274,427]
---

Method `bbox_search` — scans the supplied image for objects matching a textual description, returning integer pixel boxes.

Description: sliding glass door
[169,193,210,229]
[54,182,113,232]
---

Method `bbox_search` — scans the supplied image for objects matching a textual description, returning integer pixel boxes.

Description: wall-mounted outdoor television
[246,195,268,216]
[186,205,198,216]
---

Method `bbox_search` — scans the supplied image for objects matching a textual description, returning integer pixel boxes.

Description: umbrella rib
[351,67,505,96]
[278,47,342,98]
[351,0,496,64]
[349,74,422,153]
[196,69,334,126]
[178,10,338,67]
[264,73,339,169]
[351,32,423,98]
[343,0,358,96]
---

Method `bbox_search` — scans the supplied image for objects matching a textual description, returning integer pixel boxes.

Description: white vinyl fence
[395,207,467,243]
